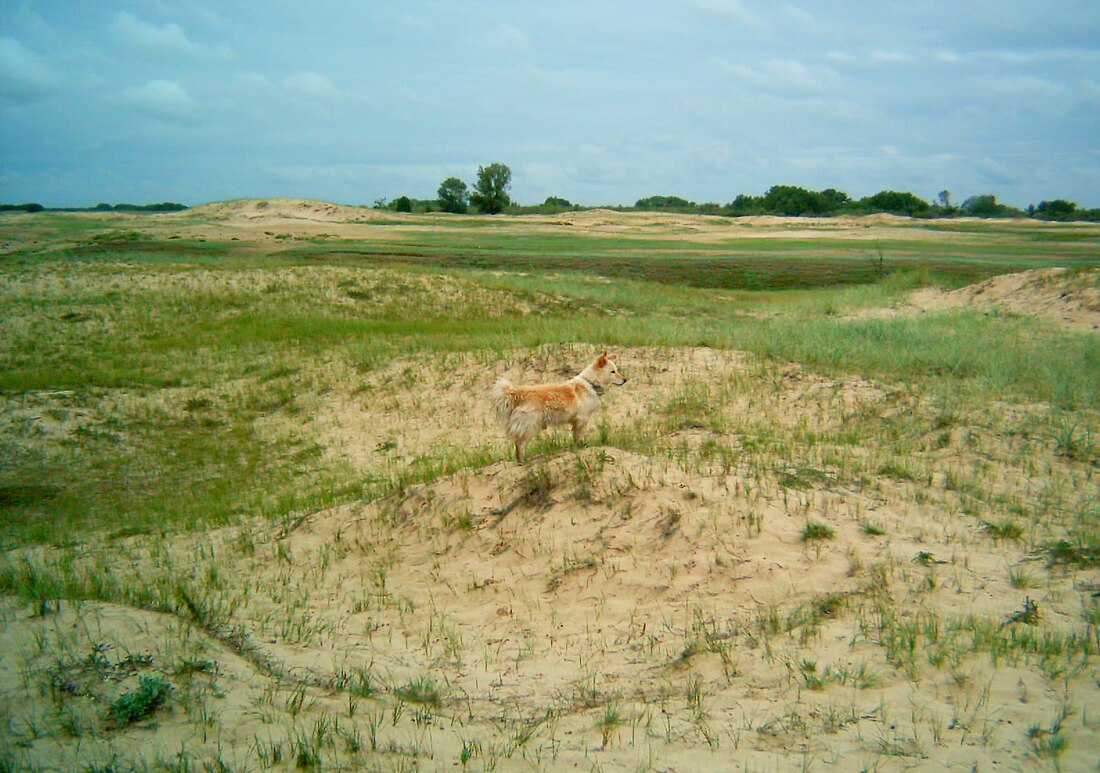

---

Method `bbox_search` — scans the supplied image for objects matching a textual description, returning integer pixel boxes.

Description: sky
[1,1,1098,209]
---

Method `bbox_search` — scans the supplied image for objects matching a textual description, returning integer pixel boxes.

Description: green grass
[0,378,363,546]
[1,219,1098,548]
[7,256,1094,403]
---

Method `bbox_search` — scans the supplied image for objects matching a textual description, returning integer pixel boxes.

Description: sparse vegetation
[0,206,1097,771]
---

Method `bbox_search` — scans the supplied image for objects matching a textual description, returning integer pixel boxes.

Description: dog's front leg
[571,419,588,446]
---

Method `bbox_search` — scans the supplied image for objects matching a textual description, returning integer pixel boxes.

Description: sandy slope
[910,267,1100,331]
[3,345,1097,771]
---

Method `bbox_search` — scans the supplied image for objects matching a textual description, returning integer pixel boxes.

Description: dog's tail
[489,377,518,426]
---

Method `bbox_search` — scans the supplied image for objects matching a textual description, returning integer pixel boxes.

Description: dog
[490,352,627,463]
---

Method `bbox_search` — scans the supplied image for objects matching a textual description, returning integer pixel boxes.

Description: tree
[1035,199,1077,220]
[959,194,1021,218]
[961,194,997,216]
[858,190,930,216]
[635,195,695,210]
[394,195,412,213]
[761,185,828,216]
[726,194,762,215]
[437,177,469,214]
[470,163,511,214]
[820,188,851,211]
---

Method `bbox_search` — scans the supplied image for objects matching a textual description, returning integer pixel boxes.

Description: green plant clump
[802,521,836,542]
[109,675,173,726]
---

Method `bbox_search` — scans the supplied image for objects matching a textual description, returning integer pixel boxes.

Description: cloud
[1083,79,1100,107]
[828,49,917,66]
[0,36,60,102]
[281,72,343,104]
[974,74,1073,112]
[868,49,914,64]
[496,23,532,54]
[983,74,1070,98]
[716,57,841,97]
[969,157,1020,187]
[111,11,232,60]
[236,73,272,91]
[688,0,764,29]
[121,79,197,121]
[264,162,452,202]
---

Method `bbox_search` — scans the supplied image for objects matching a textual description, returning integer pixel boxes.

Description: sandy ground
[1,202,1097,771]
[908,267,1100,331]
[842,266,1100,332]
[4,346,1097,771]
[5,196,1096,254]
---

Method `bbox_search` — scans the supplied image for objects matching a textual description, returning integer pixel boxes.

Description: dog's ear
[596,351,608,367]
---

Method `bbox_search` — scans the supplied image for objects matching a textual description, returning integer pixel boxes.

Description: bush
[760,185,831,216]
[856,190,930,216]
[635,195,696,211]
[109,675,172,726]
[960,194,1022,218]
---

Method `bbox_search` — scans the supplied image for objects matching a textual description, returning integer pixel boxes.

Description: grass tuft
[802,521,835,542]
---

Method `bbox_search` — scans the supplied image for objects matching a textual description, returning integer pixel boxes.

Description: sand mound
[4,342,1097,771]
[186,197,389,223]
[910,267,1100,331]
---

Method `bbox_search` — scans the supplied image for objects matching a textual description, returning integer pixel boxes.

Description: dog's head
[591,351,627,388]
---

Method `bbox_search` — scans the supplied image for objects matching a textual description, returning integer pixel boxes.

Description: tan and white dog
[490,352,627,463]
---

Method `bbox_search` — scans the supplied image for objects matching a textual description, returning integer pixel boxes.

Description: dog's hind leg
[513,427,537,463]
[517,422,547,462]
[515,436,534,464]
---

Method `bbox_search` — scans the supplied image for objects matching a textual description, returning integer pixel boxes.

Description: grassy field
[0,207,1098,771]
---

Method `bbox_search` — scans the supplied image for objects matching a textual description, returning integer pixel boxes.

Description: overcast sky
[1,1,1098,209]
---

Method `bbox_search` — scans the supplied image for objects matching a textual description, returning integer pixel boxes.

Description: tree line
[632,187,1097,221]
[378,168,1097,221]
[4,170,1094,221]
[0,202,187,213]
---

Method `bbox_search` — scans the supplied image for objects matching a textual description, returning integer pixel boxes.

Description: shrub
[109,675,173,726]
